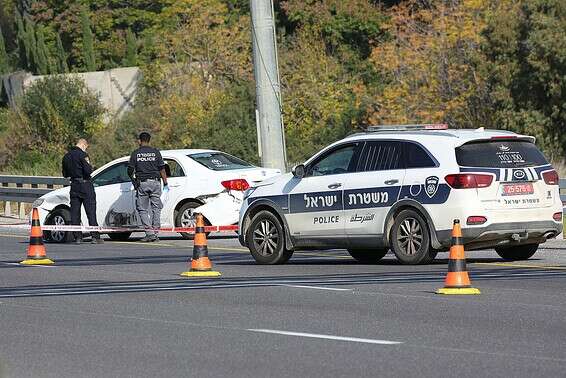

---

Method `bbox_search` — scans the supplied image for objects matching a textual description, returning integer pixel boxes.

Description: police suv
[238,124,563,265]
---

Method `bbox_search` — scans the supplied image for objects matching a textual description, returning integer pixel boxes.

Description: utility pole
[250,0,287,172]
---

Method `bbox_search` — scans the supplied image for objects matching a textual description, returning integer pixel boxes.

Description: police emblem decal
[513,169,526,180]
[425,176,439,198]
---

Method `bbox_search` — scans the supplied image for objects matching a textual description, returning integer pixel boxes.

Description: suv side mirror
[292,164,305,179]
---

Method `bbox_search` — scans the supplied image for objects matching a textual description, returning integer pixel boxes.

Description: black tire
[347,248,388,263]
[175,201,207,239]
[495,244,539,261]
[246,210,293,264]
[390,209,434,265]
[44,208,73,243]
[107,232,132,241]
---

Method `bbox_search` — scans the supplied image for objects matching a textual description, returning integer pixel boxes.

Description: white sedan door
[91,161,138,228]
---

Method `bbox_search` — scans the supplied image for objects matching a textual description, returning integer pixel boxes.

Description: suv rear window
[456,140,548,168]
[189,152,254,171]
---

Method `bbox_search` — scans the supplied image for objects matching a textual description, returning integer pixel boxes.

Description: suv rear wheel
[495,244,539,261]
[390,209,434,265]
[347,248,388,263]
[247,210,293,264]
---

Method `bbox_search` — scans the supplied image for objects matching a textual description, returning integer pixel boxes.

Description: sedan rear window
[189,152,254,171]
[456,140,548,168]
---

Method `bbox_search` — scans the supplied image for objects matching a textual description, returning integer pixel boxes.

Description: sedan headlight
[32,198,44,208]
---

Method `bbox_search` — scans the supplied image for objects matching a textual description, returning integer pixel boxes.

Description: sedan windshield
[189,152,254,171]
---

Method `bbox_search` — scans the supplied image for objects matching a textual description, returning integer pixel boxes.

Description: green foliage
[24,17,38,72]
[35,26,50,74]
[482,0,566,161]
[123,28,137,67]
[56,33,69,73]
[19,76,105,148]
[81,7,96,71]
[0,25,9,74]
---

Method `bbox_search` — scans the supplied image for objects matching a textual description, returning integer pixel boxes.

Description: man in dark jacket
[127,132,168,242]
[62,138,103,244]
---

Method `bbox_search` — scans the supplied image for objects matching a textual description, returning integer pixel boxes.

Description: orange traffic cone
[436,219,480,295]
[180,213,221,277]
[20,208,54,265]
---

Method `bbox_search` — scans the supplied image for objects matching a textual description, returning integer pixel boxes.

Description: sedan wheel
[45,208,73,243]
[246,210,293,264]
[391,209,434,264]
[175,201,207,239]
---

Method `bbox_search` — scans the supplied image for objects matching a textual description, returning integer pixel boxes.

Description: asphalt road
[0,227,565,378]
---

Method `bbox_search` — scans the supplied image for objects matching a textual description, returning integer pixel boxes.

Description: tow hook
[511,232,528,242]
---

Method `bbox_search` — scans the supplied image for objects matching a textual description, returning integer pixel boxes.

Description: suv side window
[357,141,403,172]
[92,162,130,187]
[404,142,436,168]
[308,144,358,177]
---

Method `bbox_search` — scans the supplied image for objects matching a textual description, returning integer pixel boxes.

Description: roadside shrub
[19,75,105,153]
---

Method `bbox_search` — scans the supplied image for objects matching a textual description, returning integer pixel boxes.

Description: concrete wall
[1,67,142,119]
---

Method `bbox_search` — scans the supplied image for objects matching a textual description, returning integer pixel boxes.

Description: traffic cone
[436,219,480,295]
[180,213,221,277]
[20,208,54,265]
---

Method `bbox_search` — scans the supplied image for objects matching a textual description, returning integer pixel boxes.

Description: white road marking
[282,284,351,292]
[247,329,402,345]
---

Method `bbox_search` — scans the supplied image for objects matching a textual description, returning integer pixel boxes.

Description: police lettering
[136,152,157,162]
[313,215,339,224]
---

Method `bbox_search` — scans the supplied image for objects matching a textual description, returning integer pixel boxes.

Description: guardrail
[1,175,566,219]
[0,175,68,218]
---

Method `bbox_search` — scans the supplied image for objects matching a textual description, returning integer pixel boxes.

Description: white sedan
[33,149,281,242]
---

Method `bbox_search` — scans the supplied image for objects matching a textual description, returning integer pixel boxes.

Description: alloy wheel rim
[181,208,196,228]
[51,215,66,242]
[253,219,279,257]
[397,217,423,255]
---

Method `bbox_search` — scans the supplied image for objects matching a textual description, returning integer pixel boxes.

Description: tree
[123,28,137,66]
[0,25,9,74]
[24,16,38,72]
[482,0,566,162]
[35,26,49,74]
[81,7,96,71]
[369,0,490,128]
[15,10,30,69]
[56,33,68,73]
[19,75,105,152]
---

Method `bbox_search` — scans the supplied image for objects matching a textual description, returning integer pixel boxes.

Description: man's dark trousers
[70,180,99,240]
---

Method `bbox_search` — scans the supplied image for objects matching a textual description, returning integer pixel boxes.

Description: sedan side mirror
[292,164,305,179]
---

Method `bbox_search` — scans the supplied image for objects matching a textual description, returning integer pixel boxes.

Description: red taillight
[553,212,562,222]
[444,174,493,189]
[467,216,487,225]
[221,179,250,191]
[542,170,559,185]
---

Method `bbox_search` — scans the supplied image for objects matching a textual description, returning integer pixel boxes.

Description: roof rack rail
[365,123,448,132]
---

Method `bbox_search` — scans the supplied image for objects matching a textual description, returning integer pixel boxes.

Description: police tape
[0,223,239,233]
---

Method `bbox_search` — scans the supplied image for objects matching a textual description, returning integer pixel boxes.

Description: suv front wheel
[247,211,293,264]
[390,209,434,265]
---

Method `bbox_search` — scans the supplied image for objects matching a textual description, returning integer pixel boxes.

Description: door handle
[384,179,399,185]
[169,184,181,188]
[328,183,342,189]
[121,189,134,192]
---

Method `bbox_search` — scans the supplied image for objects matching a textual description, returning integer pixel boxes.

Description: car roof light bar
[365,123,448,132]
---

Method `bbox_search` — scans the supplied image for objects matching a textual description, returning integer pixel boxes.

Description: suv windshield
[456,140,548,168]
[189,152,254,171]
